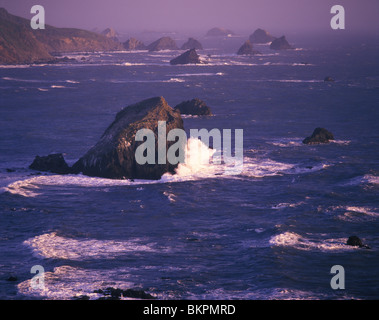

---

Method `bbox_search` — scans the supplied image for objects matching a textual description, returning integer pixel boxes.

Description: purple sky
[1,0,378,34]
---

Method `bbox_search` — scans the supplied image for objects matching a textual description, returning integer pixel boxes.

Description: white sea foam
[24,232,159,260]
[65,80,80,84]
[17,265,138,300]
[174,72,224,77]
[343,174,379,186]
[50,85,66,89]
[269,232,357,252]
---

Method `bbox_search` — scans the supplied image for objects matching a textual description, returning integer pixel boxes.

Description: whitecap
[269,232,357,252]
[24,232,160,260]
[17,265,137,300]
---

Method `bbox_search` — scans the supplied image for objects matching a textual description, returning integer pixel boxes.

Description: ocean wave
[269,232,357,252]
[173,72,224,77]
[17,265,137,300]
[24,232,160,260]
[267,138,303,147]
[50,85,66,89]
[342,174,379,186]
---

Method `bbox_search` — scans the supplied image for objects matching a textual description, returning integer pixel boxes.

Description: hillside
[0,8,122,64]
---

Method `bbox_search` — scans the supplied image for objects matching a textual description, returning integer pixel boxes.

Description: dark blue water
[1,34,379,299]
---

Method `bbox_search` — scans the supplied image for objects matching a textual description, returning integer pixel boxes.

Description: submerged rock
[123,38,146,50]
[72,97,184,180]
[270,36,293,50]
[347,236,371,249]
[29,153,72,174]
[94,287,156,300]
[302,128,334,145]
[324,76,335,82]
[181,37,203,50]
[170,49,202,65]
[174,98,212,116]
[147,37,178,51]
[236,40,260,55]
[249,28,276,43]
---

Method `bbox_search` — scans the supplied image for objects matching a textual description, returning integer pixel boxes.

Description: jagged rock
[324,76,335,82]
[181,37,203,50]
[206,27,234,37]
[302,128,334,145]
[29,153,72,174]
[237,40,260,55]
[123,37,146,50]
[147,37,178,51]
[170,49,202,65]
[94,287,156,300]
[270,36,293,50]
[347,236,371,249]
[174,98,212,116]
[72,97,184,180]
[249,28,276,43]
[101,28,119,41]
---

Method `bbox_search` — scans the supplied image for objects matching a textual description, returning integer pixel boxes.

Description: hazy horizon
[1,0,378,36]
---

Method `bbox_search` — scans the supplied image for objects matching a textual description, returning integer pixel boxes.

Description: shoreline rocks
[302,128,334,145]
[29,153,72,174]
[174,98,212,116]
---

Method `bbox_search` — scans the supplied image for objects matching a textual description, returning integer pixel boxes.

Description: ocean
[0,33,378,300]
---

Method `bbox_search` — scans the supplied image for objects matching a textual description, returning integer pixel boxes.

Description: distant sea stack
[206,27,234,37]
[270,36,293,50]
[302,128,334,145]
[181,38,203,50]
[147,37,178,52]
[237,40,260,55]
[174,98,212,116]
[71,97,184,180]
[170,49,202,65]
[249,28,276,43]
[101,28,119,41]
[0,8,122,64]
[123,38,146,50]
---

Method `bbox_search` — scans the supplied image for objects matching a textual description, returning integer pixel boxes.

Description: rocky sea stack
[302,128,334,145]
[181,38,203,50]
[29,153,72,174]
[71,97,184,180]
[123,38,146,51]
[147,37,178,52]
[206,27,234,37]
[237,40,260,55]
[249,28,276,43]
[174,98,212,116]
[101,28,119,41]
[170,49,202,65]
[270,36,293,50]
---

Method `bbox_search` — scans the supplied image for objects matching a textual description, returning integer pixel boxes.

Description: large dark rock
[347,236,371,249]
[249,28,276,44]
[324,76,335,82]
[94,287,156,300]
[206,27,234,37]
[147,37,178,51]
[174,98,212,116]
[123,38,146,50]
[29,153,72,174]
[181,37,203,50]
[237,40,260,55]
[170,49,202,65]
[270,36,293,50]
[72,97,184,180]
[302,128,334,145]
